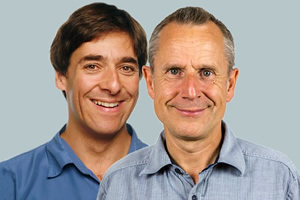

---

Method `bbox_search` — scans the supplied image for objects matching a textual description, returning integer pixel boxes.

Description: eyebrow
[199,64,217,70]
[78,54,138,65]
[162,64,184,70]
[162,64,217,72]
[78,54,104,64]
[119,57,138,66]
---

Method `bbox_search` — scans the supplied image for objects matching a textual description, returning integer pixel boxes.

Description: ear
[226,68,239,102]
[55,71,67,91]
[142,66,154,99]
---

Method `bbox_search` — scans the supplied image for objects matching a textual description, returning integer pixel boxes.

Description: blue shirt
[98,122,300,200]
[0,124,147,200]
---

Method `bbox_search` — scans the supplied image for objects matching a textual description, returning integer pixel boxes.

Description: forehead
[155,22,226,67]
[89,31,134,52]
[159,22,224,50]
[71,32,136,62]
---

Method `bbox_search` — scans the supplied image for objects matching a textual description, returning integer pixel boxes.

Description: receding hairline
[149,6,235,74]
[151,21,229,67]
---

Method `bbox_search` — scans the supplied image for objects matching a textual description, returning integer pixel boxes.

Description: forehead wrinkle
[160,62,186,73]
[190,59,217,70]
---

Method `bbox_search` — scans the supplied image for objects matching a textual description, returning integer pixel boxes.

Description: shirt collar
[46,125,72,178]
[127,124,147,153]
[141,121,246,176]
[46,123,146,178]
[218,121,246,175]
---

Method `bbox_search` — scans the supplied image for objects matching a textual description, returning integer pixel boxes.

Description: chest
[123,168,287,200]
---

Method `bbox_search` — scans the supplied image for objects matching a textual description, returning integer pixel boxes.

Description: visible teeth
[93,100,119,108]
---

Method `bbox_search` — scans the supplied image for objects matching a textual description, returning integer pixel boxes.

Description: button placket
[192,194,198,200]
[175,168,182,174]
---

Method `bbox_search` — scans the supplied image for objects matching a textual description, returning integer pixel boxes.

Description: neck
[165,125,223,184]
[60,123,131,181]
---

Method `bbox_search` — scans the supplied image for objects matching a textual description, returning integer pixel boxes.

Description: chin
[178,132,204,141]
[92,130,119,139]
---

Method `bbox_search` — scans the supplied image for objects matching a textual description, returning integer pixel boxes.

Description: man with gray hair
[97,6,300,199]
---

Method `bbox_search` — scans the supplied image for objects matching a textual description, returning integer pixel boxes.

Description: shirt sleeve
[0,163,16,200]
[287,169,300,200]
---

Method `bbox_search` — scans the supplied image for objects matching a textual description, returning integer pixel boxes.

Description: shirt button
[192,195,198,200]
[175,168,182,174]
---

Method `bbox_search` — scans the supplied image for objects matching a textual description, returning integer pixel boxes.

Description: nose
[181,73,201,100]
[100,67,122,95]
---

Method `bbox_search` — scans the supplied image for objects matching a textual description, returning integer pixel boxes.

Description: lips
[171,104,211,117]
[92,100,119,108]
[176,107,206,113]
[171,104,210,111]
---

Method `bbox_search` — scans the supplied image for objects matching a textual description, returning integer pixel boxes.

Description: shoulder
[0,142,48,175]
[237,137,292,164]
[237,138,299,177]
[0,142,49,198]
[99,145,154,198]
[237,139,300,197]
[104,145,153,179]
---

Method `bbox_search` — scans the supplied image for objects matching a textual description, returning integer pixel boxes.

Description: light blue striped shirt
[98,122,300,200]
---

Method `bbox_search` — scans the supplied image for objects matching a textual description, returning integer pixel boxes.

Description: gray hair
[149,7,235,74]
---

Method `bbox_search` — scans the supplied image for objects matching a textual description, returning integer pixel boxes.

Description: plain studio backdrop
[0,0,299,170]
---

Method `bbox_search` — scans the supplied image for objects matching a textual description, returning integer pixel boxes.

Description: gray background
[0,0,299,170]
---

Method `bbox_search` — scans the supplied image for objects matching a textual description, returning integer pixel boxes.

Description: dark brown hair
[50,2,147,77]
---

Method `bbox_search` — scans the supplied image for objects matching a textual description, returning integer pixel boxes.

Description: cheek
[153,80,179,105]
[75,76,98,95]
[122,76,140,97]
[203,81,228,104]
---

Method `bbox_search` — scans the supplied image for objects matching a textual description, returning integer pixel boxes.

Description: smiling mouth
[92,100,119,108]
[177,108,205,113]
[173,105,210,115]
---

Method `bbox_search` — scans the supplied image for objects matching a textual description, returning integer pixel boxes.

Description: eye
[120,65,137,75]
[202,70,212,77]
[122,65,134,72]
[199,69,215,80]
[168,68,180,75]
[85,64,98,71]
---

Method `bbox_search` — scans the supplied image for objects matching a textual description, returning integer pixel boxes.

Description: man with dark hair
[0,2,147,199]
[97,6,300,199]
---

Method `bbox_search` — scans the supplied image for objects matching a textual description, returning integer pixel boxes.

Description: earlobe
[55,71,67,91]
[142,66,154,99]
[226,68,239,102]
